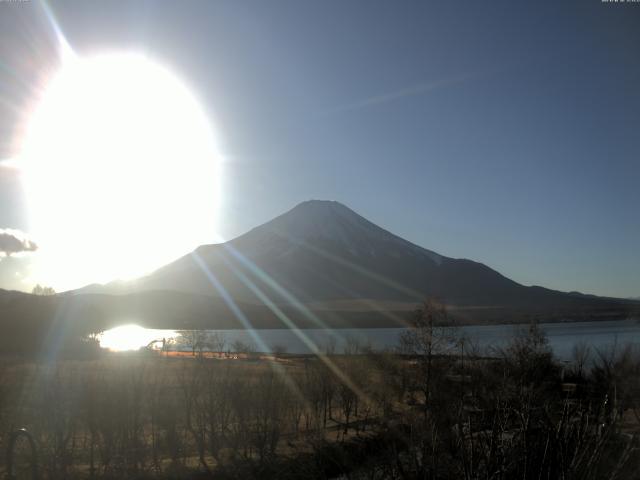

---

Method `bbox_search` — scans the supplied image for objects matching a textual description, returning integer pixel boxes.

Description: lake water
[99,319,640,361]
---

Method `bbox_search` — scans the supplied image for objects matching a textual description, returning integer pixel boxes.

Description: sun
[19,53,220,290]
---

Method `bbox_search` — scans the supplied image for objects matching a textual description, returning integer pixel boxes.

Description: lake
[99,319,640,361]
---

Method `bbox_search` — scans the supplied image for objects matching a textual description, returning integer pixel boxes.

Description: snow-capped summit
[228,200,442,265]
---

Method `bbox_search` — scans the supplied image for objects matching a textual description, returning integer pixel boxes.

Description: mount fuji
[73,200,639,327]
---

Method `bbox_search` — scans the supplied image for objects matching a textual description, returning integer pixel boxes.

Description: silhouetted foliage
[31,284,56,296]
[0,302,638,479]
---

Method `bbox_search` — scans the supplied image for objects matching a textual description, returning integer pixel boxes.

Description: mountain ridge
[71,200,639,325]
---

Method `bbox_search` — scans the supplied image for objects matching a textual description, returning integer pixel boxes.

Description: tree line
[0,300,639,479]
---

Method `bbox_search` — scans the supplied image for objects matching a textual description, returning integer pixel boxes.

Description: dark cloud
[0,229,37,256]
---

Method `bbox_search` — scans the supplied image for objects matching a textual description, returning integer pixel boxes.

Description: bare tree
[209,332,226,354]
[399,298,457,406]
[177,330,210,357]
[571,340,591,379]
[231,339,256,356]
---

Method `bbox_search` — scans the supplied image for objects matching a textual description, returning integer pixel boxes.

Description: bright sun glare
[98,324,177,352]
[20,53,220,290]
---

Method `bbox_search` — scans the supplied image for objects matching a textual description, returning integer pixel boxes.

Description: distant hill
[70,200,639,326]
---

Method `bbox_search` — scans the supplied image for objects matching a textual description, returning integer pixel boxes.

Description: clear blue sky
[0,0,638,297]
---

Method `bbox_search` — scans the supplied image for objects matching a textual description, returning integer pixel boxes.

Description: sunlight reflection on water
[97,319,640,360]
[98,324,178,352]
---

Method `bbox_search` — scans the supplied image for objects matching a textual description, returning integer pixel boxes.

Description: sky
[0,0,638,298]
